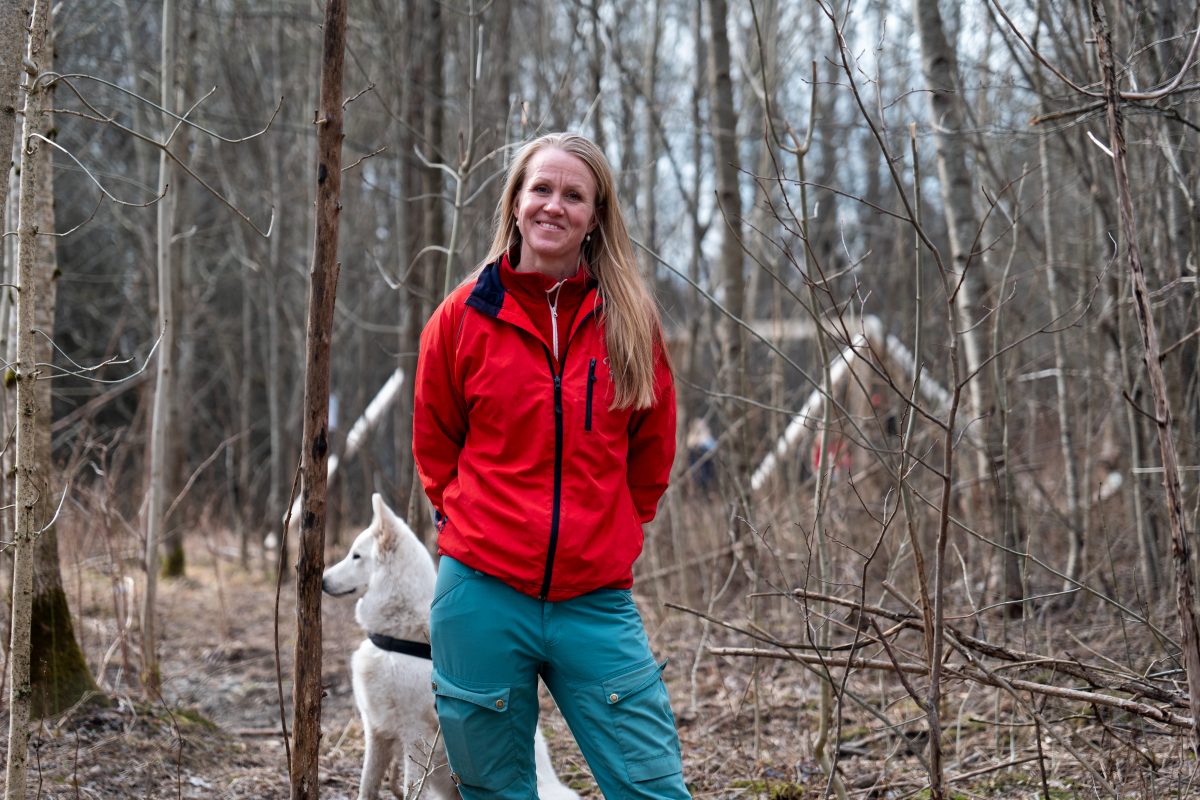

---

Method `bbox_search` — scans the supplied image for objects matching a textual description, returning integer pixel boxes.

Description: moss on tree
[30,585,106,718]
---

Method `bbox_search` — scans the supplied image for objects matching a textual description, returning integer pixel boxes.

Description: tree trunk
[704,0,748,502]
[1090,0,1200,754]
[141,0,177,695]
[266,0,287,575]
[0,0,27,626]
[640,0,662,265]
[2,5,42,797]
[290,0,347,795]
[588,0,605,152]
[1037,134,1084,587]
[910,0,994,468]
[162,3,196,578]
[390,1,415,526]
[407,0,444,533]
[910,0,994,793]
[19,0,99,723]
[7,3,101,796]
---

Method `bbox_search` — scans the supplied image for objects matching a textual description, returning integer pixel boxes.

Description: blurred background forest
[3,0,1200,797]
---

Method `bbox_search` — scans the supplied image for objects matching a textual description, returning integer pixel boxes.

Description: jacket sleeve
[412,300,468,516]
[625,349,677,523]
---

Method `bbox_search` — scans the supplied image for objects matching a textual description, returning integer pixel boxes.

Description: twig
[709,646,1190,729]
[342,146,385,173]
[274,459,303,771]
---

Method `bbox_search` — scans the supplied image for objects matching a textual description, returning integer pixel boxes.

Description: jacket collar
[465,258,507,318]
[466,258,602,342]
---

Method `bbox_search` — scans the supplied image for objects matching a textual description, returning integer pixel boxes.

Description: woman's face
[513,147,598,274]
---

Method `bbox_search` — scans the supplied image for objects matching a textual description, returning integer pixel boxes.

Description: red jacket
[412,258,676,601]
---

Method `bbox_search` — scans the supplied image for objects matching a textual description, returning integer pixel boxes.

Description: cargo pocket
[431,667,519,790]
[602,659,683,782]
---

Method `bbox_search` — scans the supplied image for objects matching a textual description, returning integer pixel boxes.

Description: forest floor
[3,529,1196,799]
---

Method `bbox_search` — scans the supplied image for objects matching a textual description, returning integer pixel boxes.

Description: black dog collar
[368,632,433,660]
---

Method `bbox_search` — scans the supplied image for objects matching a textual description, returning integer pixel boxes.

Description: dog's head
[321,492,408,597]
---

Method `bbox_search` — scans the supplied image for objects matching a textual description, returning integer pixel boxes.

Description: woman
[412,132,689,799]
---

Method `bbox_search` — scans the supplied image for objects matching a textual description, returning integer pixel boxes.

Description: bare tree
[290,0,347,795]
[140,0,176,695]
[6,2,101,797]
[704,0,748,505]
[911,0,1019,612]
[1088,0,1200,754]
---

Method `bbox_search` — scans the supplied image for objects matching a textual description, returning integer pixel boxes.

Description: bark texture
[7,0,100,739]
[290,0,347,795]
[8,2,50,796]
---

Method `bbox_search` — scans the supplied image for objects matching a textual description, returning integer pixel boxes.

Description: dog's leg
[534,727,580,800]
[391,743,408,799]
[359,727,394,800]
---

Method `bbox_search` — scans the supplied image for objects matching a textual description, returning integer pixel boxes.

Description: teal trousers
[429,556,690,799]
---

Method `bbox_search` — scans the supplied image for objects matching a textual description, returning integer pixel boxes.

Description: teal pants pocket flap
[430,667,521,790]
[602,659,667,705]
[431,666,511,712]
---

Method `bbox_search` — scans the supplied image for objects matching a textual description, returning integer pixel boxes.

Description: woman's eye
[533,185,550,194]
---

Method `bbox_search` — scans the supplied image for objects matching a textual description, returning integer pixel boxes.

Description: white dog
[322,493,581,800]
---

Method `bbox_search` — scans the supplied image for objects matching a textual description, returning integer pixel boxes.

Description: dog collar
[368,632,432,660]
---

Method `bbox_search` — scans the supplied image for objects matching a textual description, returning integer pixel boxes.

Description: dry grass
[2,484,1197,799]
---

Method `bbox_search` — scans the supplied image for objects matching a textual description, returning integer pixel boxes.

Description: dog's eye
[352,553,361,560]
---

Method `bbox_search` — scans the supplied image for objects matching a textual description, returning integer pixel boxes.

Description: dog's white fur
[323,493,581,800]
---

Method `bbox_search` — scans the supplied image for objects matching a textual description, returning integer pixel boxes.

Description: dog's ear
[372,492,398,553]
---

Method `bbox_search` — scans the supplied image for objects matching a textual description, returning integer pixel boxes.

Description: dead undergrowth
[3,504,1198,799]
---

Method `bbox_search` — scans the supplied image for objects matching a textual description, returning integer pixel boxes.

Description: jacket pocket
[599,659,683,782]
[585,357,597,431]
[431,667,519,790]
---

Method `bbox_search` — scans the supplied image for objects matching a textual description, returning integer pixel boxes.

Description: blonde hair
[477,132,666,410]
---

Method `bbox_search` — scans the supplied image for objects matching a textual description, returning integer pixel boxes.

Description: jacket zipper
[540,348,565,600]
[546,281,564,360]
[585,358,597,431]
[537,308,596,601]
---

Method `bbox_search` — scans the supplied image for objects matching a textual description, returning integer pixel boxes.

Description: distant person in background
[686,417,717,493]
[413,132,690,798]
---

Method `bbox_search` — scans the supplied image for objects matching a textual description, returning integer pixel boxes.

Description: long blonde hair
[477,132,665,410]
